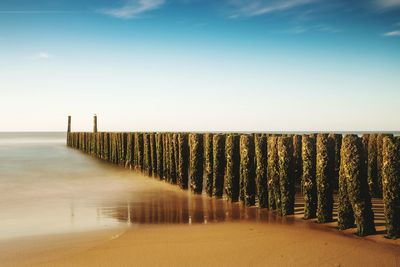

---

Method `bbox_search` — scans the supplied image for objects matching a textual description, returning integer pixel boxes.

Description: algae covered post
[255,134,268,208]
[189,133,204,194]
[213,134,225,198]
[240,134,256,206]
[382,136,400,239]
[224,134,240,202]
[341,135,375,236]
[204,133,214,197]
[316,134,334,223]
[278,136,295,216]
[302,134,317,219]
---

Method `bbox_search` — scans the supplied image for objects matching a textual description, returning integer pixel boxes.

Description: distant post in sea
[93,114,98,133]
[67,116,71,133]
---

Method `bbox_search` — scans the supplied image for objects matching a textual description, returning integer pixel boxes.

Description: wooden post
[342,135,375,236]
[240,134,256,206]
[225,134,240,202]
[302,134,317,219]
[278,136,295,215]
[255,134,268,208]
[189,133,204,194]
[93,114,98,133]
[316,133,334,223]
[382,136,400,239]
[213,134,226,198]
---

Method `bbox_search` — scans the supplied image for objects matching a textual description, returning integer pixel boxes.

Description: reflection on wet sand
[103,193,280,225]
[102,187,387,236]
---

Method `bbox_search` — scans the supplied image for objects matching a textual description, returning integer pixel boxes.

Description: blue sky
[0,0,399,131]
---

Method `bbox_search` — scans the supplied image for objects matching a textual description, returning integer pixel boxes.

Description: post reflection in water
[102,192,290,226]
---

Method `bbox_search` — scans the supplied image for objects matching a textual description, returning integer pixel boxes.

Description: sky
[0,0,399,132]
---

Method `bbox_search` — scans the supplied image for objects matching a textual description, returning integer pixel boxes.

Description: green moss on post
[268,136,280,213]
[329,133,342,191]
[316,133,334,223]
[337,137,355,230]
[144,133,152,176]
[189,133,204,194]
[104,133,110,161]
[382,136,400,239]
[224,134,240,202]
[150,133,157,176]
[163,134,169,181]
[136,133,144,171]
[240,134,256,206]
[255,134,268,208]
[368,134,379,197]
[342,135,375,236]
[292,135,302,187]
[377,134,392,197]
[168,133,177,184]
[125,133,133,168]
[278,136,295,215]
[213,134,226,198]
[177,133,189,189]
[156,133,163,179]
[173,133,179,184]
[302,135,317,219]
[204,133,214,197]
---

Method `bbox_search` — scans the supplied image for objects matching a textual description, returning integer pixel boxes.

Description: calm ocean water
[0,133,270,241]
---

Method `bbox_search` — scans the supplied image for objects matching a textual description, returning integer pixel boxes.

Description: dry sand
[2,218,400,267]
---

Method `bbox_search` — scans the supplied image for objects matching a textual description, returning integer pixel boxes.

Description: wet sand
[3,220,400,267]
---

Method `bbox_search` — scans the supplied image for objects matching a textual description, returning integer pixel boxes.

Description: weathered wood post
[150,133,157,176]
[67,116,71,146]
[382,136,400,239]
[204,133,214,197]
[93,114,97,133]
[255,134,268,208]
[302,135,317,219]
[377,134,393,197]
[268,136,280,213]
[144,133,152,176]
[368,134,379,197]
[213,134,226,198]
[316,133,334,223]
[156,133,164,179]
[278,136,295,215]
[329,133,342,191]
[240,134,256,206]
[342,135,375,236]
[189,133,204,194]
[177,133,189,189]
[292,134,302,187]
[168,133,177,184]
[337,136,355,230]
[173,133,179,184]
[225,134,240,202]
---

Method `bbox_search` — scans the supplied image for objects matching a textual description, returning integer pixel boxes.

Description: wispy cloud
[0,10,83,14]
[374,0,400,10]
[227,0,317,17]
[99,0,165,19]
[30,52,52,60]
[286,24,341,34]
[383,30,400,36]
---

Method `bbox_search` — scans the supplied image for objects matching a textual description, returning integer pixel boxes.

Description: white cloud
[99,0,165,19]
[383,30,400,36]
[374,0,400,9]
[32,52,52,60]
[227,0,317,17]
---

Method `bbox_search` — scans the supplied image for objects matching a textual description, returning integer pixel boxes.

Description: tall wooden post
[67,116,71,133]
[93,114,98,133]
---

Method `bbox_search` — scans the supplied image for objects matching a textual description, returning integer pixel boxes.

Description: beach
[1,133,400,267]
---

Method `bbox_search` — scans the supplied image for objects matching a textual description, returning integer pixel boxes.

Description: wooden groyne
[66,116,400,239]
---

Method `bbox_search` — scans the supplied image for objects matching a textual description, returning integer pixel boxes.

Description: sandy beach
[2,219,400,267]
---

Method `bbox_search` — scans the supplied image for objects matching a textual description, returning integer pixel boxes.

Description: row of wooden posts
[66,119,400,239]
